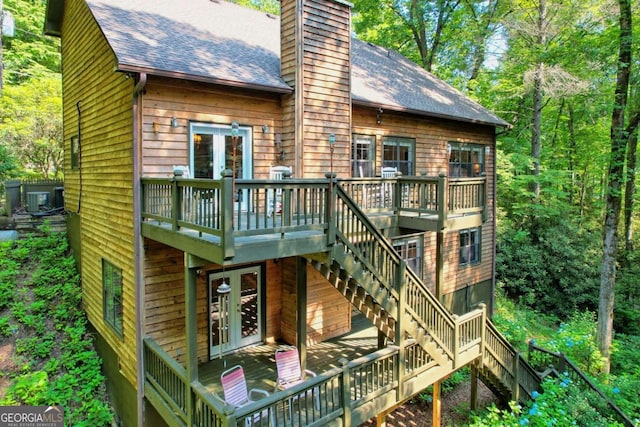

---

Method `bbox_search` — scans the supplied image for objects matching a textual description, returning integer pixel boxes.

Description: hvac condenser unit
[26,192,49,212]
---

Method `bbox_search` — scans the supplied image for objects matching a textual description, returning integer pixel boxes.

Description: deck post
[184,257,200,426]
[395,260,407,402]
[435,231,444,301]
[470,361,479,411]
[436,172,447,231]
[512,352,521,402]
[171,169,182,231]
[339,358,351,427]
[432,380,441,427]
[325,172,336,246]
[296,257,308,369]
[221,169,235,259]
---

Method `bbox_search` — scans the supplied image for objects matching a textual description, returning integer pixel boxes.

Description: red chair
[274,346,319,411]
[220,365,273,426]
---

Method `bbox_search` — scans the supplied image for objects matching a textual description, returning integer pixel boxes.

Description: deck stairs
[309,184,523,405]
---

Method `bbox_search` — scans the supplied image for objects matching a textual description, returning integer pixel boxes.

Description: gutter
[132,72,147,427]
[117,65,293,95]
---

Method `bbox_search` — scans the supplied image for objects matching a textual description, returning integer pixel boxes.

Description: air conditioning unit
[26,192,49,212]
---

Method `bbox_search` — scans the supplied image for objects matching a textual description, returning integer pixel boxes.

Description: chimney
[280,0,352,177]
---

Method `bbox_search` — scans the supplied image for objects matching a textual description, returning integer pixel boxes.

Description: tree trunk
[624,116,639,252]
[530,0,547,200]
[598,0,632,375]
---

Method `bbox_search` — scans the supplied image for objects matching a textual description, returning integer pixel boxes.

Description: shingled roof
[47,0,507,127]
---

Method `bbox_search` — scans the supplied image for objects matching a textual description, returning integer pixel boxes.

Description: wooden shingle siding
[143,238,283,363]
[61,0,137,385]
[301,0,351,178]
[352,106,496,298]
[281,258,351,346]
[141,78,283,178]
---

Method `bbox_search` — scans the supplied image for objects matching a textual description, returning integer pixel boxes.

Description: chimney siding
[280,0,352,177]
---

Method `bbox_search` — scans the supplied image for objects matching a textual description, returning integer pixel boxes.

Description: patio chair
[220,365,273,426]
[380,167,397,205]
[267,165,291,217]
[274,346,319,411]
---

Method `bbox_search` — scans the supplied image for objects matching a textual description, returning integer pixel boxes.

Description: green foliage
[0,231,113,426]
[471,375,625,427]
[496,210,601,318]
[2,0,61,84]
[0,75,63,178]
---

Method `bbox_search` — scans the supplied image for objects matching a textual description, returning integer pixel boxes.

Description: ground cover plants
[0,227,114,426]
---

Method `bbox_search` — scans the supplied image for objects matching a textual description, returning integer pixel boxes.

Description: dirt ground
[359,380,499,427]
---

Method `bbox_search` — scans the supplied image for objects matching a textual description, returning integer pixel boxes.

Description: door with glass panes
[209,266,262,358]
[190,123,252,211]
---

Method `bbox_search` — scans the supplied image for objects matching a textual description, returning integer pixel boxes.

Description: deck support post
[470,362,479,411]
[184,255,201,426]
[435,231,444,300]
[339,358,351,427]
[296,256,308,369]
[394,260,407,402]
[432,380,441,427]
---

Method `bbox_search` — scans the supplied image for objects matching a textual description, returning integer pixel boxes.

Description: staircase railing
[527,343,636,427]
[332,183,483,365]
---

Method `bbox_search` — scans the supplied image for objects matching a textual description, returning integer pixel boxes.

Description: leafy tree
[2,0,60,86]
[0,75,63,178]
[597,0,632,375]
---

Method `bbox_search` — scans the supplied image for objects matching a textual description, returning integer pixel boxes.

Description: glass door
[209,266,262,358]
[190,123,252,211]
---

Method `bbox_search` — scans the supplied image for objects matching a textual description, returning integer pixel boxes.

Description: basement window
[459,228,480,266]
[103,259,123,338]
[393,235,423,279]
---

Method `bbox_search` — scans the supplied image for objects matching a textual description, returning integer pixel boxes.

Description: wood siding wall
[141,78,284,178]
[280,0,352,178]
[352,105,496,299]
[281,258,351,345]
[61,0,138,385]
[143,239,282,364]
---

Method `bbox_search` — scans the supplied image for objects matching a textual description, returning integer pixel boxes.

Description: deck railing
[141,173,486,243]
[527,343,636,427]
[143,336,415,427]
[333,183,485,367]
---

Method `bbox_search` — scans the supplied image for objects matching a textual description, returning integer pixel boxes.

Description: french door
[209,266,262,358]
[190,122,252,211]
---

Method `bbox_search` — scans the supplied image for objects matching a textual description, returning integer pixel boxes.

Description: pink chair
[274,346,319,411]
[220,365,272,426]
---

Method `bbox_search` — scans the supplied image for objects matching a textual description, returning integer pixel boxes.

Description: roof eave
[44,0,64,37]
[116,65,294,95]
[352,98,510,128]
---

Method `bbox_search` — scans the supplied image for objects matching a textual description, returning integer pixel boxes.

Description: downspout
[132,72,147,427]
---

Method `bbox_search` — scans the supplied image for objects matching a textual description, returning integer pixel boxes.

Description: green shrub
[0,231,113,426]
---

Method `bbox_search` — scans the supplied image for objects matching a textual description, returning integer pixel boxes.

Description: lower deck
[198,313,379,398]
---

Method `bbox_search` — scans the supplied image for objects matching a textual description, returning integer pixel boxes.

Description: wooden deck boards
[198,314,379,397]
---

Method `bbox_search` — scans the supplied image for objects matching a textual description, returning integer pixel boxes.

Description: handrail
[528,343,636,427]
[143,337,190,423]
[333,183,484,365]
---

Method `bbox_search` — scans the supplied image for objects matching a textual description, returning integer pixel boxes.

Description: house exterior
[43,1,537,427]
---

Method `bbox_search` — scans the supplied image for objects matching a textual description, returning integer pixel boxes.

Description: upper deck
[140,171,488,265]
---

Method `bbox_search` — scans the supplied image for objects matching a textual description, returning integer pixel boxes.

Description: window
[393,235,423,278]
[351,134,375,177]
[103,259,123,337]
[459,228,480,265]
[383,137,415,176]
[449,143,484,178]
